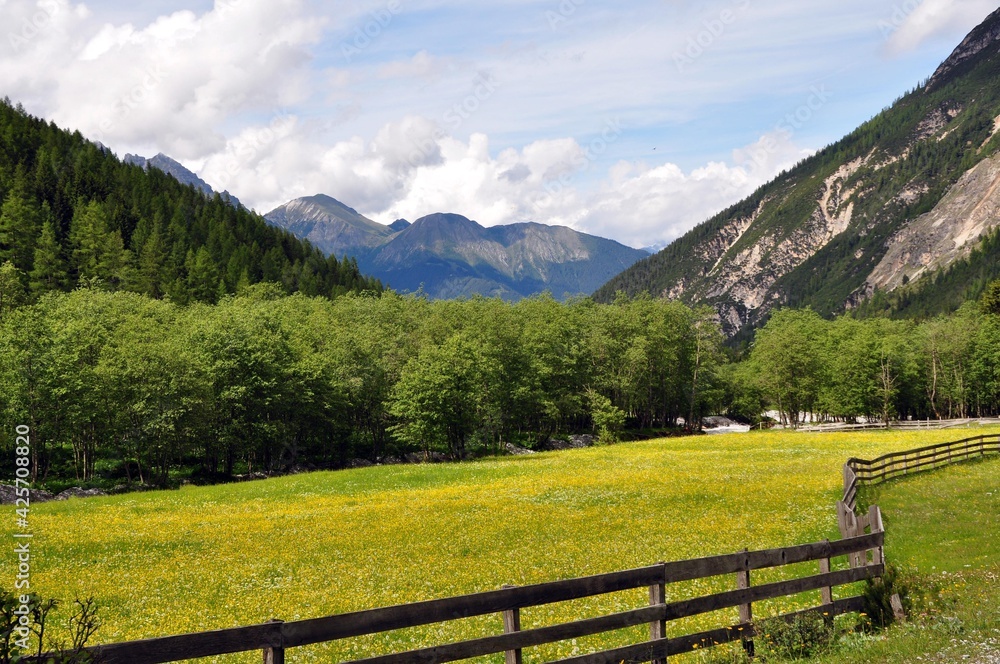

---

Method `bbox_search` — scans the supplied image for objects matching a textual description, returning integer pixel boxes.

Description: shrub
[755,611,835,661]
[860,562,912,631]
[586,389,624,444]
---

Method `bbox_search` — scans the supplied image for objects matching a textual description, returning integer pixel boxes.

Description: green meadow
[4,427,997,662]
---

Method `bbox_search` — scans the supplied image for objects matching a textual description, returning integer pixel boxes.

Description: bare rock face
[599,7,1000,336]
[694,159,863,335]
[868,152,1000,292]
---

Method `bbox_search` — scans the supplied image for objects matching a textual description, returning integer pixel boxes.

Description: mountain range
[265,195,647,300]
[597,6,1000,337]
[104,8,1000,321]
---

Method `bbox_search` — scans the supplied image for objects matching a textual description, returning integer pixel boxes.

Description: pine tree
[981,280,1000,316]
[70,200,109,282]
[99,229,132,289]
[187,246,220,303]
[0,175,40,273]
[29,212,69,295]
[0,260,26,321]
[137,220,168,298]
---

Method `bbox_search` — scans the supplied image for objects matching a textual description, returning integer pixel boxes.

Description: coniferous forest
[0,98,382,305]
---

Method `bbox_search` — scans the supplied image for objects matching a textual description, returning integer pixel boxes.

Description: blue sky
[1,0,996,248]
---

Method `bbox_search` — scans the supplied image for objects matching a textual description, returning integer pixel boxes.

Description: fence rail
[798,417,1000,433]
[841,434,1000,510]
[32,531,885,664]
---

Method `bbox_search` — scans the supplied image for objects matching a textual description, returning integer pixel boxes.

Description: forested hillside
[0,98,382,306]
[855,225,1000,320]
[596,7,1000,337]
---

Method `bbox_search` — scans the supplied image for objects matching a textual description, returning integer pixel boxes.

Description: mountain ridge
[265,198,646,300]
[124,152,243,209]
[596,7,1000,337]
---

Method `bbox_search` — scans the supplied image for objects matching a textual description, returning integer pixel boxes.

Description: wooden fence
[798,417,1000,433]
[841,433,1000,511]
[32,530,885,664]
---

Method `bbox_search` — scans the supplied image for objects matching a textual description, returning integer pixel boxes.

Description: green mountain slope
[596,7,1000,336]
[0,100,382,304]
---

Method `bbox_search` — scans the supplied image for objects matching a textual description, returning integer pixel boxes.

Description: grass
[807,454,1000,664]
[2,426,997,662]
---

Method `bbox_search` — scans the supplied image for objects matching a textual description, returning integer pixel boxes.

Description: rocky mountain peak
[124,152,242,209]
[926,7,1000,91]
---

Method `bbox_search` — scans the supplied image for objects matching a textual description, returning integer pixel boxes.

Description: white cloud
[198,111,810,249]
[578,131,812,247]
[0,0,324,159]
[885,0,997,55]
[0,0,969,250]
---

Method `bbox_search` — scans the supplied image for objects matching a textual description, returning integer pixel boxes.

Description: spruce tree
[0,175,40,273]
[137,220,168,298]
[187,247,220,303]
[29,213,69,295]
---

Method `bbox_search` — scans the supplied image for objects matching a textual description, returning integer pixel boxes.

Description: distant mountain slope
[264,194,394,258]
[266,200,647,299]
[596,7,1000,337]
[124,153,243,208]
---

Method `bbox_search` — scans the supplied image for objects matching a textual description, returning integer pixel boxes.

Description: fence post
[501,585,523,664]
[819,541,834,628]
[868,505,885,565]
[650,563,667,664]
[263,619,284,664]
[736,550,754,658]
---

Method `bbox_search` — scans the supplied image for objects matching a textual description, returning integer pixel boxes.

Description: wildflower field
[4,427,997,663]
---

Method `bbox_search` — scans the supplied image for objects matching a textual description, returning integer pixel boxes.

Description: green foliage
[0,262,25,321]
[29,216,68,295]
[692,644,753,664]
[0,590,99,663]
[0,99,382,308]
[586,389,624,443]
[745,309,827,426]
[979,278,1000,315]
[755,611,835,661]
[742,307,997,424]
[860,564,912,632]
[0,289,730,485]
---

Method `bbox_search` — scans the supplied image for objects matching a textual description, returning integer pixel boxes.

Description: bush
[586,390,624,444]
[861,563,912,631]
[755,611,835,661]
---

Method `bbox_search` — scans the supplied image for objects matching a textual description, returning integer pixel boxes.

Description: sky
[1,0,997,249]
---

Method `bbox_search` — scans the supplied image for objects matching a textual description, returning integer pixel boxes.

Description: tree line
[733,296,1000,426]
[5,280,1000,488]
[0,288,724,486]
